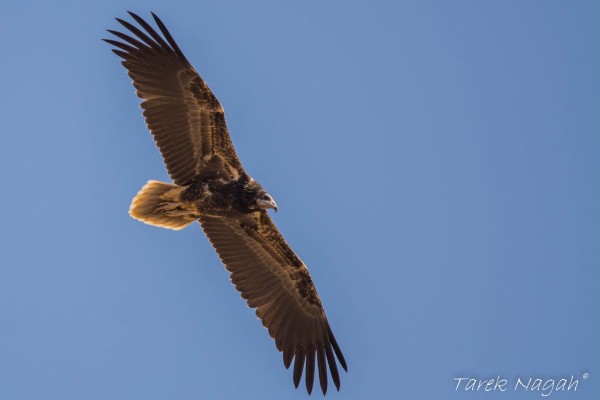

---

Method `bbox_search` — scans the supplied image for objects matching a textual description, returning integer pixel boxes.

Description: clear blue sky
[1,1,598,399]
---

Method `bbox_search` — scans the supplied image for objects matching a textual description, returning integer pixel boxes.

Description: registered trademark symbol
[583,373,589,379]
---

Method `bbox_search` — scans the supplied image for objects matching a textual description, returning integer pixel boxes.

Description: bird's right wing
[104,12,245,185]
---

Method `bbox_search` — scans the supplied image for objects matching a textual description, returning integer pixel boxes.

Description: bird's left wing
[199,212,347,395]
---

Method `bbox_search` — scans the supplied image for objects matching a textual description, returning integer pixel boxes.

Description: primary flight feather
[104,12,347,395]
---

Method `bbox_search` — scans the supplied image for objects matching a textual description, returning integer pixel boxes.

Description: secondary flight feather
[104,12,347,395]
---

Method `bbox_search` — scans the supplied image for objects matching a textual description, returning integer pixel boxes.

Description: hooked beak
[257,198,278,212]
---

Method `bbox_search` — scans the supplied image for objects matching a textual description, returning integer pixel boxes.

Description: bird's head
[244,176,278,213]
[256,192,278,212]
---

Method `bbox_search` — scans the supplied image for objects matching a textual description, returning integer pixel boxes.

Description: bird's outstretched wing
[104,12,244,185]
[199,211,347,395]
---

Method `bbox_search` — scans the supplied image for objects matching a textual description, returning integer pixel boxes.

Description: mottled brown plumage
[104,12,347,395]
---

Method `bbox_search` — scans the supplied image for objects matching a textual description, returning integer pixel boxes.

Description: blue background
[1,1,598,399]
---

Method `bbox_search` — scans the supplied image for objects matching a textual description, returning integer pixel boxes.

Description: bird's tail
[129,180,199,230]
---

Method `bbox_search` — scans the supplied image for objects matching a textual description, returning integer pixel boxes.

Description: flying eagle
[104,12,347,395]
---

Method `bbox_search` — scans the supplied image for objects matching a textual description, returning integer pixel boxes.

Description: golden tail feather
[129,180,198,230]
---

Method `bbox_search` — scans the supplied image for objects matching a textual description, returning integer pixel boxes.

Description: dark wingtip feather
[293,349,305,389]
[103,38,136,53]
[324,344,341,391]
[150,11,161,24]
[110,49,129,59]
[328,325,347,371]
[150,12,188,61]
[126,10,140,19]
[127,11,171,49]
[305,348,315,395]
[283,349,294,369]
[115,17,128,28]
[317,346,328,395]
[115,17,161,50]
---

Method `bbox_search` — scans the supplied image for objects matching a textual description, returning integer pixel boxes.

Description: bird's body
[181,174,274,216]
[105,12,346,395]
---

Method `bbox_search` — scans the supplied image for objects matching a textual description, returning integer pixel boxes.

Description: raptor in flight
[104,12,347,395]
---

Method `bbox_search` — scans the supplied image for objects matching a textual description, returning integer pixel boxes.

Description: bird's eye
[263,195,271,200]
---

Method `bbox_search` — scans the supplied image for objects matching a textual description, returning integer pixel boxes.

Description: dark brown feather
[199,212,346,394]
[325,343,341,390]
[317,346,328,394]
[127,12,171,50]
[305,345,315,394]
[105,12,244,185]
[293,347,305,388]
[102,38,135,53]
[151,12,188,60]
